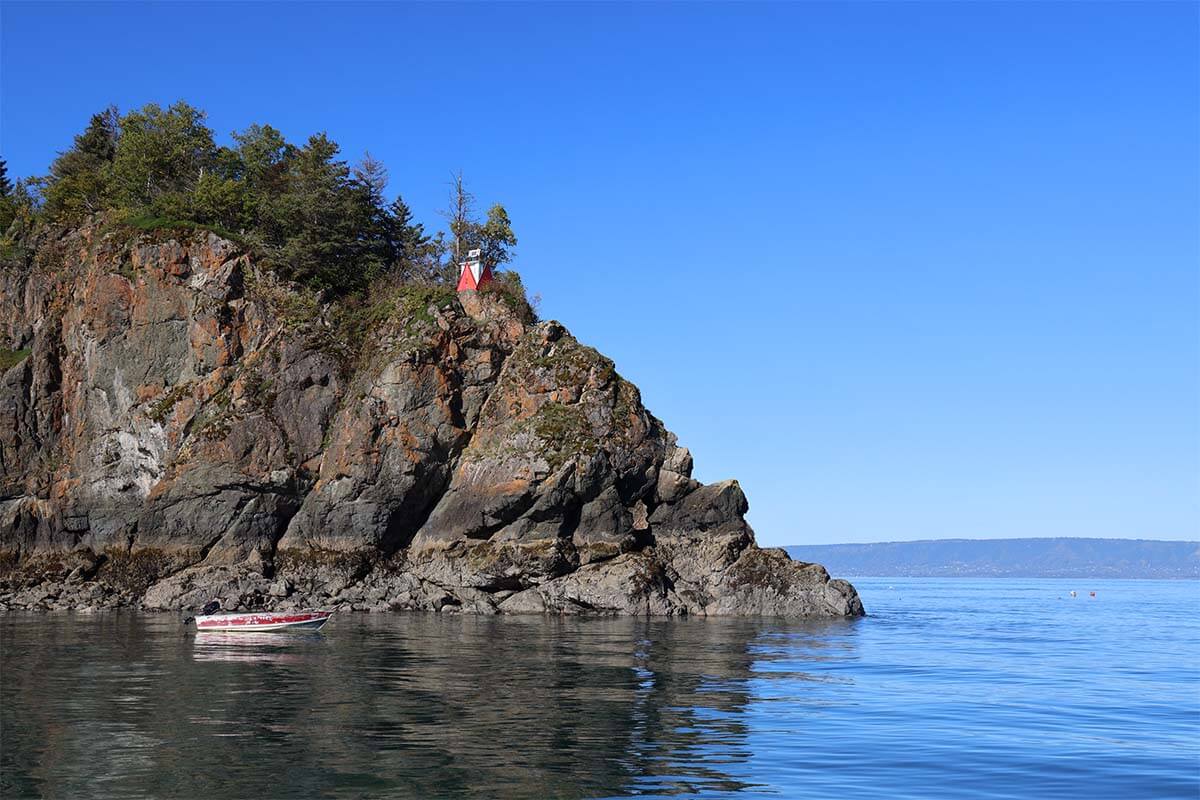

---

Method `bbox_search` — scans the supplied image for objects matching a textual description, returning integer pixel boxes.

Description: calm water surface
[2,579,1197,799]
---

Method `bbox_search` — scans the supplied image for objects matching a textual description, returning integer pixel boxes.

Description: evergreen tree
[351,151,396,278]
[22,104,521,298]
[382,195,433,279]
[42,107,119,220]
[0,160,13,234]
[353,152,388,208]
[0,162,14,234]
[271,133,382,293]
[0,177,42,239]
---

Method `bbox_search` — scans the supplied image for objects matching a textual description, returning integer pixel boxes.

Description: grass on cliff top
[331,283,459,354]
[479,272,539,323]
[0,347,31,371]
[123,215,247,244]
[258,280,461,379]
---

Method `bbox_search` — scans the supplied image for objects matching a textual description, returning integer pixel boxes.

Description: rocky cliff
[0,222,863,617]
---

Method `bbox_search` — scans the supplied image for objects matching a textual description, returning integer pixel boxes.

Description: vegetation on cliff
[0,102,523,301]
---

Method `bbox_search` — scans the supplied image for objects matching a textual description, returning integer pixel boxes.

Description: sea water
[1,578,1197,799]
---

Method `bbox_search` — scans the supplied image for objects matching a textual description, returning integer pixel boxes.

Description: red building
[456,249,493,291]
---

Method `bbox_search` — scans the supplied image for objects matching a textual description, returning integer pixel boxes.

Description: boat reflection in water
[190,631,321,664]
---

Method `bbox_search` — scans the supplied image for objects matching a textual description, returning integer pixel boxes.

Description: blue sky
[2,2,1197,545]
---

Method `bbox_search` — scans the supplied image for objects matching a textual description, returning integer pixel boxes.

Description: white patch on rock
[186,269,210,292]
[327,476,356,502]
[90,424,167,500]
[111,365,132,417]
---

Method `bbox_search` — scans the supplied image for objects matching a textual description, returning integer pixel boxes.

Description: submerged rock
[0,221,863,617]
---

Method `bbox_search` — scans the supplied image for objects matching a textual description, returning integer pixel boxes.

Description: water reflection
[1,613,860,799]
[191,632,317,664]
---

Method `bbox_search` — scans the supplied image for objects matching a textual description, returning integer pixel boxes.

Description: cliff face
[0,223,863,617]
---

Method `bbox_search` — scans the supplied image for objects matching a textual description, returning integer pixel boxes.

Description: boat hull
[194,610,333,632]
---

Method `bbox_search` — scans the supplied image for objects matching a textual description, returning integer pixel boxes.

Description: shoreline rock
[0,540,864,617]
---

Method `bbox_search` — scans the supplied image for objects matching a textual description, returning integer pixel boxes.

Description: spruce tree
[383,195,433,279]
[272,133,382,293]
[42,107,119,219]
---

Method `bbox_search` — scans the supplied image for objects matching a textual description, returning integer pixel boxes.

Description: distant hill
[785,538,1200,579]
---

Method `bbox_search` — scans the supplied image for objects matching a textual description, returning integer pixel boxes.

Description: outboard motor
[183,599,222,628]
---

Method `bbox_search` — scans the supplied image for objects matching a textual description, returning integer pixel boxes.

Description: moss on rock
[0,347,31,372]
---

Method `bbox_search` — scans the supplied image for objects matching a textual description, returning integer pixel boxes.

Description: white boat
[194,610,334,632]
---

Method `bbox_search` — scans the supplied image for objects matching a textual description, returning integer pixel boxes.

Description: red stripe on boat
[196,612,330,628]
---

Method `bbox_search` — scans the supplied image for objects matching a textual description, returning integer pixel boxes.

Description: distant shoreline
[785,537,1200,581]
[819,575,1200,581]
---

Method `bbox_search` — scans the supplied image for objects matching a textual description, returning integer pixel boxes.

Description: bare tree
[439,170,475,263]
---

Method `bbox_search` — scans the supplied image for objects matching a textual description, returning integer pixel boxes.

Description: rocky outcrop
[0,221,863,617]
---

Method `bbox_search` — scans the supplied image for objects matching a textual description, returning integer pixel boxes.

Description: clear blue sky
[3,2,1197,545]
